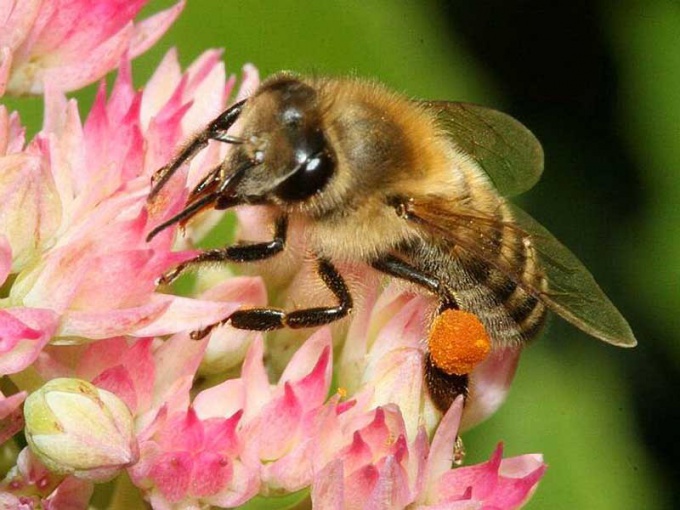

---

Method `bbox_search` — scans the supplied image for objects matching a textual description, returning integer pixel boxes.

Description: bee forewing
[407,200,637,348]
[508,205,637,347]
[418,101,544,198]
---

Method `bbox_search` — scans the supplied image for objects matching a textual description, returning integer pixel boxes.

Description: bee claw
[453,436,466,466]
[190,324,216,340]
[156,267,182,287]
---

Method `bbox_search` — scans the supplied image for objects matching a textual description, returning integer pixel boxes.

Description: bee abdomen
[503,285,547,341]
[453,280,547,345]
[452,204,549,345]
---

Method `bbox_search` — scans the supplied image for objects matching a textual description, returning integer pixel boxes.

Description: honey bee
[147,73,636,410]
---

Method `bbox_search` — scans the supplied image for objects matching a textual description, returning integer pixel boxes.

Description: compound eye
[275,149,335,201]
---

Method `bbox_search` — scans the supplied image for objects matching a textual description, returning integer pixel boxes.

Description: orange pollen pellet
[428,309,491,375]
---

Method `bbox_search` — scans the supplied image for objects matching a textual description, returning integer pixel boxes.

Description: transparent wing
[418,101,544,197]
[406,199,637,347]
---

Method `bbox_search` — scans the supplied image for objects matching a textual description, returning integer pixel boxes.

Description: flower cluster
[0,1,546,508]
[0,0,184,96]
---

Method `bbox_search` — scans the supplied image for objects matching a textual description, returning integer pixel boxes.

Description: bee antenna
[148,99,248,202]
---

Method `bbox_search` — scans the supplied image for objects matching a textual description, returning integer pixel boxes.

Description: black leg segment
[191,258,353,339]
[424,352,469,411]
[230,258,352,330]
[158,215,288,285]
[371,253,458,309]
[372,253,441,294]
[228,309,285,331]
[284,259,353,328]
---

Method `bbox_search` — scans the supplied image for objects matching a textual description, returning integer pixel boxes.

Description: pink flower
[338,282,522,435]
[417,398,545,509]
[312,398,546,510]
[193,329,334,494]
[0,447,93,508]
[130,406,257,509]
[0,5,547,504]
[29,276,266,426]
[0,389,26,443]
[0,51,257,375]
[0,0,184,96]
[311,404,422,509]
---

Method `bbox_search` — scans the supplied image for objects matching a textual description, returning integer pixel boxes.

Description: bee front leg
[193,258,353,339]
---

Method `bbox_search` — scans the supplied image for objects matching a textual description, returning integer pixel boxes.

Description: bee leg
[191,258,352,338]
[371,253,458,308]
[372,253,470,410]
[424,352,469,412]
[149,99,247,200]
[225,258,353,332]
[157,215,288,285]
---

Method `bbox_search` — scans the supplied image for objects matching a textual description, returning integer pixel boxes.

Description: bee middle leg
[157,215,288,285]
[192,258,353,338]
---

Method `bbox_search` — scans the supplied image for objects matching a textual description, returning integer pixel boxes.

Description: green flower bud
[23,378,138,482]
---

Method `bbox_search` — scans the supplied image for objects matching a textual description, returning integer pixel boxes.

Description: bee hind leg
[371,253,458,308]
[372,253,471,411]
[424,352,469,412]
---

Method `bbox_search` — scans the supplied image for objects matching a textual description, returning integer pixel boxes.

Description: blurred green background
[18,0,680,508]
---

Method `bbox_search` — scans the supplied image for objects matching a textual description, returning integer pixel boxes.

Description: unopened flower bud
[23,378,138,482]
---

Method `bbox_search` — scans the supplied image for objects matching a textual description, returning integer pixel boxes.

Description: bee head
[229,75,336,205]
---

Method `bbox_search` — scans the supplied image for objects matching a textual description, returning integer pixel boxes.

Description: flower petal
[0,47,12,97]
[129,1,184,58]
[130,294,240,338]
[460,347,521,431]
[422,397,464,500]
[57,297,171,339]
[280,327,333,408]
[311,459,345,510]
[149,451,193,503]
[0,152,61,270]
[0,390,27,443]
[0,0,42,49]
[0,235,11,285]
[0,307,58,374]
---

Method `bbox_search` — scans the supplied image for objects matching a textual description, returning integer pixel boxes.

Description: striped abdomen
[441,200,549,348]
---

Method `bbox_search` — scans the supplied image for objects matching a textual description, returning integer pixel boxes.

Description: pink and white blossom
[312,398,545,510]
[0,0,184,96]
[129,406,258,509]
[0,50,257,375]
[0,447,94,508]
